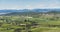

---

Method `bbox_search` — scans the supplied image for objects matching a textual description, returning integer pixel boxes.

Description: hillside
[0,9,60,16]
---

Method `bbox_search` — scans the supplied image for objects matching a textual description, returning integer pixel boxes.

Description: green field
[0,15,60,32]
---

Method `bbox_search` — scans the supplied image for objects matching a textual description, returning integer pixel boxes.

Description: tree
[14,28,22,32]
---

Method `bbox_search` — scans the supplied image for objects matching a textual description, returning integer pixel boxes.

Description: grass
[0,16,60,32]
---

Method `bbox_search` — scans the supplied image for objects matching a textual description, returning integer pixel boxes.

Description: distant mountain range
[0,9,60,16]
[0,9,60,13]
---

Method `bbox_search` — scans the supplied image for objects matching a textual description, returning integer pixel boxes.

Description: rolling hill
[0,9,60,16]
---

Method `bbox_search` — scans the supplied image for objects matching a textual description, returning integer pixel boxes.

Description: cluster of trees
[0,16,39,32]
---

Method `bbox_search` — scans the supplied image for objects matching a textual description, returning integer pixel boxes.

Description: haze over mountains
[0,9,60,15]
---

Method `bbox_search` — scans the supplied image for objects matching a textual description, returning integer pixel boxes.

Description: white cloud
[49,4,60,7]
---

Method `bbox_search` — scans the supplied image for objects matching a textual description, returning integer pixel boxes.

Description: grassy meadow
[0,14,60,32]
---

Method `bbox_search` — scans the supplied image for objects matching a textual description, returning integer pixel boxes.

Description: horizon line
[0,8,60,10]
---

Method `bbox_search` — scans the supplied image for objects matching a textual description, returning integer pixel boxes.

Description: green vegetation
[0,13,60,32]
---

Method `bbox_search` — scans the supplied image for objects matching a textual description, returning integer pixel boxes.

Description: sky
[0,0,60,9]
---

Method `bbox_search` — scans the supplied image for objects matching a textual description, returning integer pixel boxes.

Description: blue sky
[0,0,60,9]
